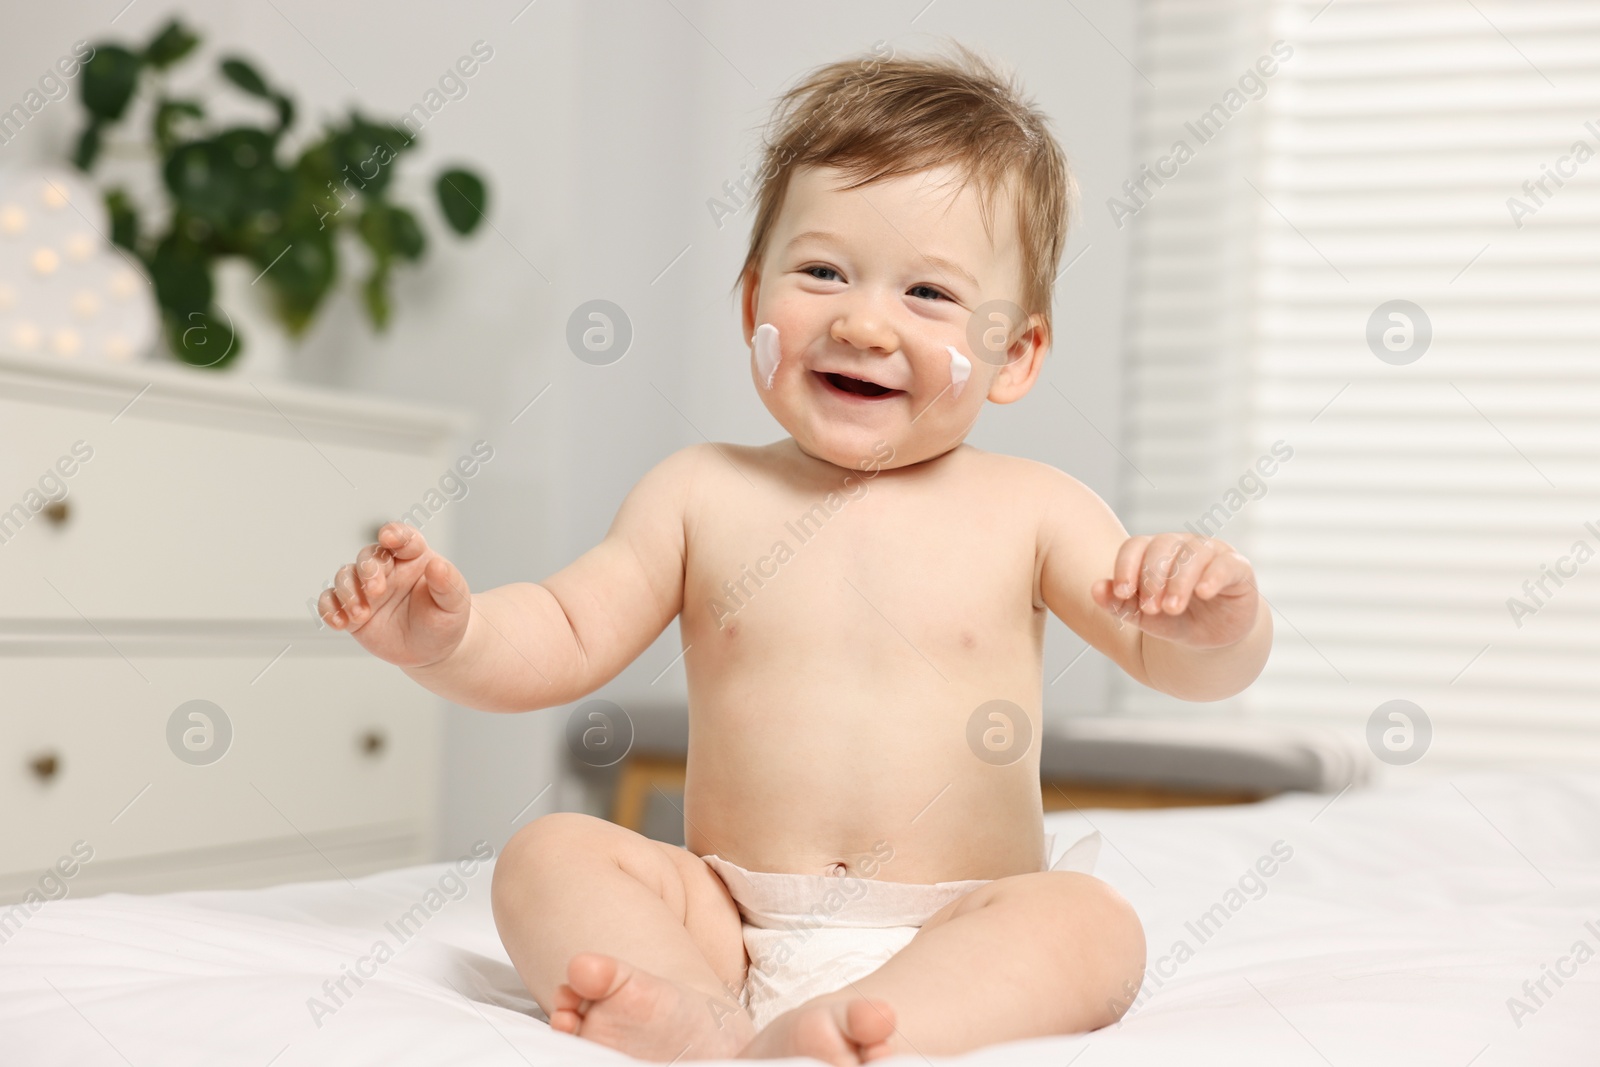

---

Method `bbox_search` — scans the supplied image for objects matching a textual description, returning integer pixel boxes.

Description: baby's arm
[1031,462,1272,702]
[319,445,700,712]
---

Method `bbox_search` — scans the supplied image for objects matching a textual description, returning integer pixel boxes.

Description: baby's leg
[491,812,756,1060]
[741,870,1145,1061]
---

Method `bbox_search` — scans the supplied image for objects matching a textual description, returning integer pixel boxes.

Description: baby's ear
[739,267,763,343]
[985,316,1049,405]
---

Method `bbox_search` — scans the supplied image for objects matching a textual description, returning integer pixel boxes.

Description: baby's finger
[317,588,348,629]
[1090,577,1120,614]
[1091,578,1140,629]
[1160,540,1220,614]
[380,522,428,562]
[1194,551,1255,600]
[1138,534,1188,612]
[355,543,392,600]
[421,556,471,613]
[1110,536,1152,600]
[333,562,370,622]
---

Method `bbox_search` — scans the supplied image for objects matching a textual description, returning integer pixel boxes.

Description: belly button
[826,862,847,877]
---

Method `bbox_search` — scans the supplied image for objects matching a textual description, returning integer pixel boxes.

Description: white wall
[2,0,1138,859]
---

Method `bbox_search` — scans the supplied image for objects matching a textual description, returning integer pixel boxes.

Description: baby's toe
[844,998,897,1054]
[564,951,625,1001]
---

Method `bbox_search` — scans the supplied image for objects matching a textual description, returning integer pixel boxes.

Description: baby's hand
[318,523,472,668]
[1090,533,1259,649]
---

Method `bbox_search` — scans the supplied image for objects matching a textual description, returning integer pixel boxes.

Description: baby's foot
[737,997,898,1065]
[549,952,754,1061]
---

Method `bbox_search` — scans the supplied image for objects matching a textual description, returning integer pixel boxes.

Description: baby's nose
[830,303,901,355]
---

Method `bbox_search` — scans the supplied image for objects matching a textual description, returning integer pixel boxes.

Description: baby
[320,43,1271,1066]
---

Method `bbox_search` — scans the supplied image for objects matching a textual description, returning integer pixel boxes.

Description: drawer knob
[43,501,70,526]
[29,752,60,783]
[360,730,386,757]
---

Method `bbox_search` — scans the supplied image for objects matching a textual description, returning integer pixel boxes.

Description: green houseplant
[72,16,489,368]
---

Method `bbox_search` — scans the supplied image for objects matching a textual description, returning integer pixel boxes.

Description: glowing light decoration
[0,167,158,364]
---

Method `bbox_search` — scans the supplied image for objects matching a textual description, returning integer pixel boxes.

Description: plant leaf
[164,128,292,253]
[150,230,213,317]
[388,205,425,260]
[272,93,295,135]
[435,168,487,235]
[153,97,204,153]
[220,56,271,98]
[357,202,425,265]
[362,266,391,332]
[144,19,200,69]
[82,45,143,122]
[260,227,337,337]
[290,138,347,231]
[72,118,103,171]
[105,188,140,252]
[163,138,237,235]
[165,305,242,368]
[331,114,408,199]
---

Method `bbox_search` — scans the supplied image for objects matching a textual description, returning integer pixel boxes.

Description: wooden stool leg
[609,756,689,834]
[612,762,650,831]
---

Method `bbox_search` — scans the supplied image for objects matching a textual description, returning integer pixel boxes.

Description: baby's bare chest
[681,479,1043,660]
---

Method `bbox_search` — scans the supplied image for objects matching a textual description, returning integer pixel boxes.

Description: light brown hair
[732,40,1075,347]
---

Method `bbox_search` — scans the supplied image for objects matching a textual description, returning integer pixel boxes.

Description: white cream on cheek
[946,346,972,399]
[754,323,780,389]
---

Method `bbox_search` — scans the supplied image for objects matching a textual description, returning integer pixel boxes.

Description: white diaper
[700,831,1101,1032]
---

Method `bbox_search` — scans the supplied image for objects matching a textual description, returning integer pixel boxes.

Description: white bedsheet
[3,770,1597,1065]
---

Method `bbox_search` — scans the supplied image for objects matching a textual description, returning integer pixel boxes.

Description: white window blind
[1115,0,1600,766]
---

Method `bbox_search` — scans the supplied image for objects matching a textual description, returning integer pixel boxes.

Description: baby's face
[741,164,1046,471]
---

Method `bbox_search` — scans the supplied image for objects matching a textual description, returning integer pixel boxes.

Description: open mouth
[817,371,902,400]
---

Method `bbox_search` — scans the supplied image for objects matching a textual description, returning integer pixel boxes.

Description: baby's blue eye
[805,266,839,281]
[909,284,949,302]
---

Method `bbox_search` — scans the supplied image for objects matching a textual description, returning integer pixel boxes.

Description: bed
[4,769,1596,1066]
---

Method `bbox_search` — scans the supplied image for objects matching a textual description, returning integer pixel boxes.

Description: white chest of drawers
[0,353,471,902]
